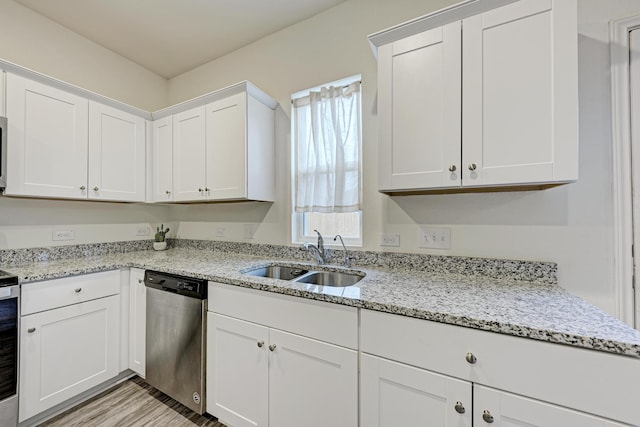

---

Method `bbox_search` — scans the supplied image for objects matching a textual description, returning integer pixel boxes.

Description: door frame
[611,15,640,328]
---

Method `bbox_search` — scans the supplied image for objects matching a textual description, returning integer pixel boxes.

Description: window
[291,75,362,246]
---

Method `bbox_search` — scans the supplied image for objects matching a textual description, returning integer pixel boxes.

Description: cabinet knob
[454,401,466,414]
[27,327,36,333]
[465,352,477,364]
[138,279,143,284]
[75,288,82,293]
[257,340,265,348]
[205,188,210,192]
[165,190,171,195]
[198,188,203,193]
[80,185,86,191]
[93,186,99,191]
[269,344,277,352]
[482,410,494,423]
[448,164,457,172]
[468,163,477,171]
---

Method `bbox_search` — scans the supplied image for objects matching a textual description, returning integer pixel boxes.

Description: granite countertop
[7,246,640,359]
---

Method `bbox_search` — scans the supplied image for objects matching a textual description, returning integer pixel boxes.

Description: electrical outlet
[136,226,150,236]
[417,227,451,249]
[380,233,400,247]
[215,227,226,238]
[243,224,257,239]
[52,229,75,241]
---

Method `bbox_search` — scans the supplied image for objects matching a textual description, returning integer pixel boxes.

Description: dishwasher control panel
[144,270,207,299]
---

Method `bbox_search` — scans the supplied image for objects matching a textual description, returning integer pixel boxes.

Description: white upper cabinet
[373,0,578,193]
[166,83,276,203]
[5,73,148,201]
[152,116,174,202]
[172,106,207,202]
[88,101,146,202]
[462,0,578,187]
[378,22,462,192]
[5,73,89,199]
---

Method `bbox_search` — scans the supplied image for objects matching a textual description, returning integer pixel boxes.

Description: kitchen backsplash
[0,238,557,285]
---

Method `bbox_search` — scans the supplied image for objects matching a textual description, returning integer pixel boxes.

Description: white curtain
[293,81,361,213]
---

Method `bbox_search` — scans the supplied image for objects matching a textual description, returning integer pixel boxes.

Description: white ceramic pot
[153,241,167,251]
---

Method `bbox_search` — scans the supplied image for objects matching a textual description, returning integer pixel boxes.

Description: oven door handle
[0,285,19,300]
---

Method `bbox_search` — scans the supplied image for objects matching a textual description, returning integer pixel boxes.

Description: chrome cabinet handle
[198,188,203,193]
[75,288,82,293]
[269,344,277,352]
[482,410,494,423]
[468,163,477,171]
[205,188,210,192]
[165,190,171,195]
[80,185,86,190]
[454,401,465,414]
[465,352,477,364]
[448,165,457,172]
[27,327,36,333]
[257,340,264,348]
[93,186,99,191]
[138,279,143,284]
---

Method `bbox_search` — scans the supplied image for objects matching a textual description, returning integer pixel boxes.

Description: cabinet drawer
[361,309,640,426]
[22,270,120,315]
[209,282,358,349]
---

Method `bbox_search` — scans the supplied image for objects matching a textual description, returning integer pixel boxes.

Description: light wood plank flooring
[38,377,226,427]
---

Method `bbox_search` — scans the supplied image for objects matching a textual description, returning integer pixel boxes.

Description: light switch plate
[136,226,150,236]
[216,227,226,238]
[52,229,75,241]
[418,227,451,249]
[380,233,400,247]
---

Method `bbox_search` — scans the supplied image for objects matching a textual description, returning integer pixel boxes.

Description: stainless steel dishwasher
[144,270,207,414]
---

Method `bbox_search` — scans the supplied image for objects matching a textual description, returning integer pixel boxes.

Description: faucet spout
[333,234,351,268]
[301,242,326,265]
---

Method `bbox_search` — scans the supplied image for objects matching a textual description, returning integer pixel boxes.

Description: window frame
[290,75,363,247]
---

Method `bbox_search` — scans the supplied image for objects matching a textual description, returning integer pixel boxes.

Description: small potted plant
[153,224,170,251]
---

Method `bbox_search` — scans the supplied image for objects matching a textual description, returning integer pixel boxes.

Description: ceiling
[14,0,346,79]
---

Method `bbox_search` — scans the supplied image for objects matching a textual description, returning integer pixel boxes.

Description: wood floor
[38,377,227,427]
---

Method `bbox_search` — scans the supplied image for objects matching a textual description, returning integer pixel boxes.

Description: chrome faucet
[333,234,351,268]
[301,229,328,264]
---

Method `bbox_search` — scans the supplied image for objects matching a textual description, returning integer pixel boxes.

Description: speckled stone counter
[4,243,640,359]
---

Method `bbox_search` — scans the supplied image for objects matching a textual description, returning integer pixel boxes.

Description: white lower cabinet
[361,354,472,427]
[474,386,628,427]
[128,268,146,376]
[19,295,120,421]
[360,309,638,426]
[19,271,121,422]
[207,282,358,427]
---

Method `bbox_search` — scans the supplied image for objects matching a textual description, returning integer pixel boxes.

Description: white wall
[165,0,640,319]
[0,0,167,111]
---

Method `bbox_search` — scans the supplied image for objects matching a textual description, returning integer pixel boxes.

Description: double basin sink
[243,264,364,287]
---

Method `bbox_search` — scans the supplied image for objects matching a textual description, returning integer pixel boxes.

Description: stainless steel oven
[0,116,7,191]
[0,270,18,427]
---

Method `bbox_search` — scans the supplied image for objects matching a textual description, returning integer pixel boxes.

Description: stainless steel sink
[243,264,365,287]
[294,271,363,287]
[243,265,309,280]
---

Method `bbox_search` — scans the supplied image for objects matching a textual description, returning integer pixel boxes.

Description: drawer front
[209,282,358,349]
[22,270,121,315]
[361,309,640,426]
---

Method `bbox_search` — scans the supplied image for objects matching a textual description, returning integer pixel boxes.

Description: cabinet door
[378,22,461,191]
[5,73,88,198]
[173,106,206,201]
[152,116,173,201]
[128,268,145,377]
[207,313,268,427]
[19,295,120,422]
[269,328,357,427]
[462,0,578,187]
[205,93,247,200]
[88,101,146,201]
[474,386,629,427]
[361,354,472,427]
